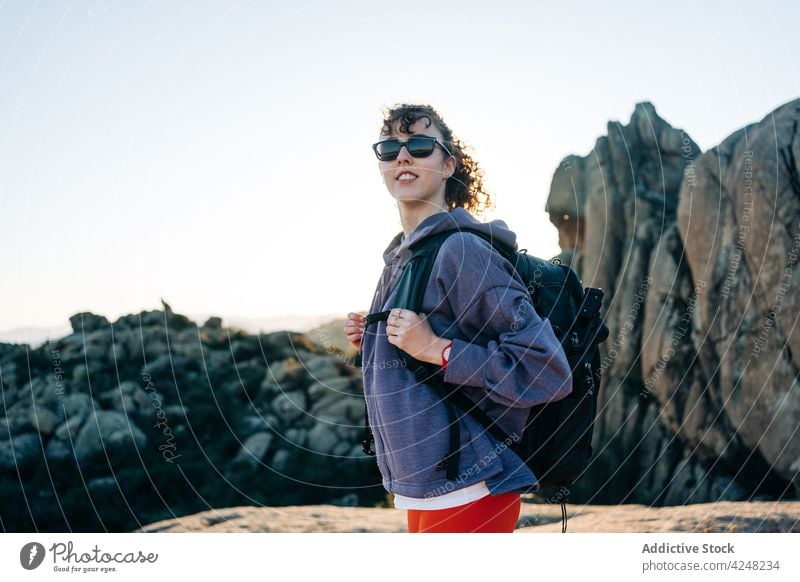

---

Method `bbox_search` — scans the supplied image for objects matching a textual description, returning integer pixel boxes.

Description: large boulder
[68,312,109,334]
[677,98,800,494]
[73,410,148,463]
[547,99,800,504]
[548,101,703,503]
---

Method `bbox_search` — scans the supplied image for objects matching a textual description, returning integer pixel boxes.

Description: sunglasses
[372,135,453,162]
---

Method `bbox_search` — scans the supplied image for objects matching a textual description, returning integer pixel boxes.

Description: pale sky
[1,0,798,340]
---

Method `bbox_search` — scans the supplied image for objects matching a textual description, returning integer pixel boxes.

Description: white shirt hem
[392,480,491,510]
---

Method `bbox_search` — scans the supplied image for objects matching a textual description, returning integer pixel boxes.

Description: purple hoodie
[361,207,573,499]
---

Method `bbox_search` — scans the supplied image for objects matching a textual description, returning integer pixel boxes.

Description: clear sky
[1,0,798,338]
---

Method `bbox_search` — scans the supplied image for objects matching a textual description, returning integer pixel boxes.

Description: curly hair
[378,103,495,217]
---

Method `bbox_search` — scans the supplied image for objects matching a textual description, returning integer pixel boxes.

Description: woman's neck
[399,203,448,237]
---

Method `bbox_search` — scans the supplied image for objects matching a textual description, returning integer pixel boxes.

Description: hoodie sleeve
[434,232,573,408]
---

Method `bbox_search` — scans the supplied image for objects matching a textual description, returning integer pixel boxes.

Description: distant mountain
[0,310,365,349]
[0,324,73,347]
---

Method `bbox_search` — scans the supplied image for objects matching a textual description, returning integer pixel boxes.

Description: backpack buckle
[579,288,603,319]
[584,362,595,395]
[362,430,376,455]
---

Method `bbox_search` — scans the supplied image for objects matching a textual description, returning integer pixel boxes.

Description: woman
[344,104,573,533]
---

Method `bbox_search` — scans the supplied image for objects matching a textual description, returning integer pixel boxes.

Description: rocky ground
[136,500,800,533]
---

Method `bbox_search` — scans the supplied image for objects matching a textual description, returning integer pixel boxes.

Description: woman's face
[377,119,455,208]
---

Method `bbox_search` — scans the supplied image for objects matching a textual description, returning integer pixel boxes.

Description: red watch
[441,341,453,370]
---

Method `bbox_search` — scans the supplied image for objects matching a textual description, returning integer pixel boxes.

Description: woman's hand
[344,312,365,350]
[385,308,451,365]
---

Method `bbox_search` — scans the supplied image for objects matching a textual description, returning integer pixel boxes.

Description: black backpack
[360,227,610,532]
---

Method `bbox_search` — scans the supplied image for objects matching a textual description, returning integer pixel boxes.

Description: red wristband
[441,341,453,370]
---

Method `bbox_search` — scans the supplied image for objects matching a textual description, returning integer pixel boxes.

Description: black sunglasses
[372,135,453,162]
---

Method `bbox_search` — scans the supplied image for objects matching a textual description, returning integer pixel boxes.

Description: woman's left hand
[385,308,448,365]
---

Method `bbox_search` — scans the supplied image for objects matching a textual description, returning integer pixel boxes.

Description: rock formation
[0,309,380,532]
[548,99,800,505]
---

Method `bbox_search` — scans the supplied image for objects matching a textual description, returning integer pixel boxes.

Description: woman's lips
[397,173,418,185]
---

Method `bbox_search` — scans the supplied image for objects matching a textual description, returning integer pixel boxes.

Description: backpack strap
[362,229,465,479]
[361,399,375,455]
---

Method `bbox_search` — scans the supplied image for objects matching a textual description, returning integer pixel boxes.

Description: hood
[381,207,518,267]
[368,207,519,316]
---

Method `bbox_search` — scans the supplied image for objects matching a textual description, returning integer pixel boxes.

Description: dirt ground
[136,500,800,533]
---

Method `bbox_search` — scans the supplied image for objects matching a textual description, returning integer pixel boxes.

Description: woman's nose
[395,145,413,162]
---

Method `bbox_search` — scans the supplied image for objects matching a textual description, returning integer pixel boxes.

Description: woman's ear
[445,156,456,179]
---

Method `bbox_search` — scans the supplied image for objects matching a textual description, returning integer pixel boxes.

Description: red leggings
[406,492,521,533]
